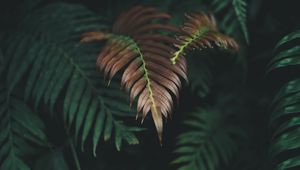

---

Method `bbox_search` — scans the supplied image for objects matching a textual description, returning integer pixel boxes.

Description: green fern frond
[210,0,249,43]
[267,30,300,73]
[267,30,300,170]
[269,79,300,170]
[172,108,243,170]
[0,85,48,170]
[3,2,140,155]
[275,30,300,49]
[232,0,248,43]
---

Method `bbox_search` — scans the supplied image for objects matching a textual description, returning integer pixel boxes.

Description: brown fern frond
[81,6,187,144]
[171,12,239,64]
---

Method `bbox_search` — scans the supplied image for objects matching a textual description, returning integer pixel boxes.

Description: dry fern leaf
[81,6,187,144]
[171,12,239,64]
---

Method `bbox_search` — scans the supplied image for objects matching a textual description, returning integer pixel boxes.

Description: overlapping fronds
[210,0,249,43]
[0,85,48,170]
[172,108,243,170]
[82,5,188,143]
[267,30,300,170]
[171,12,239,64]
[3,3,139,155]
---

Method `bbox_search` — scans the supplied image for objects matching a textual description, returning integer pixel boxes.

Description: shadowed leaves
[172,108,243,170]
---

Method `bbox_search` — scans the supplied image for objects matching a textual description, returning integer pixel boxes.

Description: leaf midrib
[171,26,211,64]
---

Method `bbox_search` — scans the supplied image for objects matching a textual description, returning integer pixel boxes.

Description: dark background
[1,0,300,170]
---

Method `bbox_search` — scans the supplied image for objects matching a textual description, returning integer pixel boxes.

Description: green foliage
[267,29,300,170]
[210,0,249,43]
[0,85,48,170]
[267,30,300,73]
[269,79,300,170]
[3,2,139,157]
[232,0,249,43]
[1,0,299,169]
[172,108,243,170]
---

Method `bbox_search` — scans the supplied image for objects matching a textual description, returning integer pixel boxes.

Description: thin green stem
[66,129,81,170]
[170,27,210,64]
[69,138,82,170]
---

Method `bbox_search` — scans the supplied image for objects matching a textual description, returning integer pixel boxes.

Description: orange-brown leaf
[81,6,187,144]
[171,12,239,64]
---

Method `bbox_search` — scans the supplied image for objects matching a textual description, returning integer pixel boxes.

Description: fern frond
[267,30,300,73]
[170,12,239,64]
[172,108,243,170]
[210,0,249,43]
[3,2,139,155]
[269,79,300,170]
[0,85,48,170]
[267,30,300,170]
[232,0,248,43]
[275,30,300,49]
[82,6,188,143]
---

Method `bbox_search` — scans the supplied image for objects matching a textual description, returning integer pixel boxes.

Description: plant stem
[69,138,82,170]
